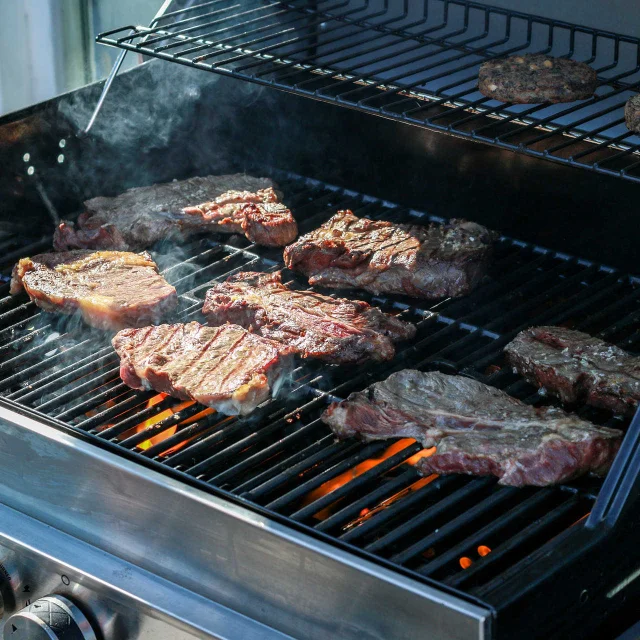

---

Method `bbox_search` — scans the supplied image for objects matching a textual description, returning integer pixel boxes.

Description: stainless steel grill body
[0,49,640,639]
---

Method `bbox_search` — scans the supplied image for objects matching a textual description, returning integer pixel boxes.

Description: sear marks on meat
[202,271,416,364]
[505,326,640,417]
[283,210,498,299]
[11,250,177,331]
[322,370,622,486]
[112,322,293,416]
[53,174,298,251]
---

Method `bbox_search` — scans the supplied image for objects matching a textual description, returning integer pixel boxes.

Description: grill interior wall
[1,170,636,611]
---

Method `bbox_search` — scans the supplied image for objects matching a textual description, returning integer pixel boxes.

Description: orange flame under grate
[134,395,195,451]
[303,439,436,522]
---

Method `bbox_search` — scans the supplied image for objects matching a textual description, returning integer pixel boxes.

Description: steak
[53,174,298,251]
[112,322,293,416]
[202,271,416,364]
[10,250,178,331]
[322,370,622,486]
[505,326,640,417]
[283,210,498,298]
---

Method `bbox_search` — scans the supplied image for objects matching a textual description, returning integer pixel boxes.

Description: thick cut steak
[53,174,297,250]
[112,322,293,416]
[505,326,640,416]
[322,370,622,486]
[11,250,177,330]
[202,271,416,364]
[283,211,497,298]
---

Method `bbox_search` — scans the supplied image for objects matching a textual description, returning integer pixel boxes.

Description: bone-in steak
[202,271,416,364]
[112,322,293,416]
[11,250,178,330]
[505,326,640,416]
[53,174,297,251]
[322,370,622,486]
[283,210,498,298]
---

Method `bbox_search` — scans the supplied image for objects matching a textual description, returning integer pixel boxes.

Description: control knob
[3,595,97,640]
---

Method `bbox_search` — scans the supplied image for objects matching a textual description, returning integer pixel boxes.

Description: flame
[134,395,194,451]
[459,557,473,570]
[302,439,436,521]
[344,475,436,531]
[84,398,116,419]
[477,545,491,557]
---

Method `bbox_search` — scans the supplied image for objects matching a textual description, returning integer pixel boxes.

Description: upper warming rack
[96,0,640,182]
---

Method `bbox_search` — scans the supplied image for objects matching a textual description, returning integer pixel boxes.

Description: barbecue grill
[2,1,640,639]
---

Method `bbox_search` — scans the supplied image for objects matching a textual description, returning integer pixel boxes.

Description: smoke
[56,58,267,202]
[59,59,217,150]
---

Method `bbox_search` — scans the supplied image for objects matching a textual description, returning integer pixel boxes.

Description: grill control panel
[0,552,23,621]
[3,595,97,640]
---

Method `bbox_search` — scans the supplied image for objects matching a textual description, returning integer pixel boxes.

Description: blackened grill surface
[322,370,622,486]
[505,326,640,417]
[202,271,416,364]
[0,171,637,631]
[283,211,497,298]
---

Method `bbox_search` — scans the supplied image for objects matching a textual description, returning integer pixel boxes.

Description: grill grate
[0,171,637,606]
[96,0,640,183]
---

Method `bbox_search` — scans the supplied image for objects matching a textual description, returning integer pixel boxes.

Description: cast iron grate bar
[96,0,640,183]
[1,169,638,603]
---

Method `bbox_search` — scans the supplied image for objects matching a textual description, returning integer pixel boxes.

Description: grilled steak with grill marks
[283,211,497,298]
[10,250,177,330]
[53,174,297,251]
[505,326,640,416]
[322,370,622,486]
[112,322,293,416]
[202,271,416,364]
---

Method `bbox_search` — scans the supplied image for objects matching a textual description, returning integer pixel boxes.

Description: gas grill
[2,1,640,639]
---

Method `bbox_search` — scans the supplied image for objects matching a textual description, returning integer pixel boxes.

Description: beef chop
[505,326,640,416]
[11,250,177,330]
[202,271,416,364]
[322,370,622,486]
[283,210,498,298]
[53,174,297,251]
[112,322,293,416]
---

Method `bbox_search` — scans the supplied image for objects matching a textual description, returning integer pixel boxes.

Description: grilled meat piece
[505,326,640,416]
[202,271,416,364]
[322,370,622,486]
[53,174,298,251]
[11,250,177,330]
[283,211,497,298]
[625,95,640,133]
[478,54,597,104]
[112,322,293,416]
